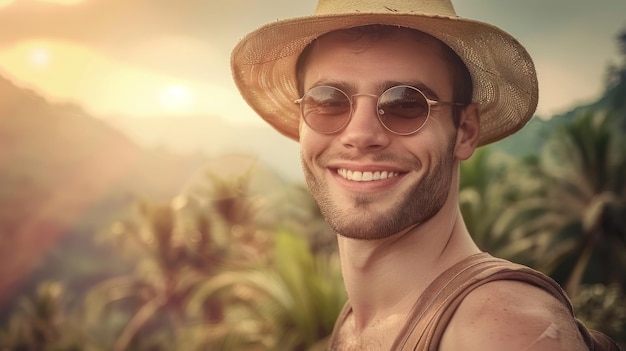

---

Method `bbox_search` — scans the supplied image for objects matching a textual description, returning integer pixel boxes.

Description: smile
[337,168,400,182]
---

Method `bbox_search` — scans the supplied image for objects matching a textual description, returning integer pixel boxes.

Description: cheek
[406,124,449,153]
[299,127,335,170]
[298,127,318,161]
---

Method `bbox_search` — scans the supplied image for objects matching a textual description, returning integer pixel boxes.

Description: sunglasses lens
[378,86,429,134]
[299,85,431,135]
[300,86,351,134]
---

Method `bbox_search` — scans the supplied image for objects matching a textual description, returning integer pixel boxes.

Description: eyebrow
[378,80,441,100]
[306,79,441,100]
[308,79,358,94]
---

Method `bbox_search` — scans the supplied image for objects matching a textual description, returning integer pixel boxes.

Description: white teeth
[337,169,399,182]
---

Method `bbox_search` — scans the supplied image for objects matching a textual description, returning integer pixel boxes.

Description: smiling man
[231,0,620,350]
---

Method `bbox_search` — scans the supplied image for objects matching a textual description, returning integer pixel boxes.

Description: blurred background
[0,0,625,350]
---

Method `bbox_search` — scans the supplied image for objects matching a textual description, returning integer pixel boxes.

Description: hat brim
[231,13,538,146]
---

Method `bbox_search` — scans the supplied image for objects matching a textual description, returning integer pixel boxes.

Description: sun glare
[0,38,252,120]
[36,0,86,5]
[159,85,193,114]
[28,48,51,68]
[0,0,87,10]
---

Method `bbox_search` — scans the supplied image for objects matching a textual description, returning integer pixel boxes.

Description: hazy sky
[0,0,625,123]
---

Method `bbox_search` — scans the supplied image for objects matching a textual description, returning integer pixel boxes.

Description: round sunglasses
[295,85,464,135]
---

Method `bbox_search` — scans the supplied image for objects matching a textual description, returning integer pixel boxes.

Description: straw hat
[231,0,538,146]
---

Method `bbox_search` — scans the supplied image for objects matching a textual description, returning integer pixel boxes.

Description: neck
[336,204,480,331]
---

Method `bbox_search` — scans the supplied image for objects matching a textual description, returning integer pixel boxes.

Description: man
[231,0,620,350]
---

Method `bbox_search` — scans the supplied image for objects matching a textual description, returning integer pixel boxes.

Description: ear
[454,103,480,160]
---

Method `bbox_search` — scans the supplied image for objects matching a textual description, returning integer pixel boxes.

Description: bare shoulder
[439,280,589,351]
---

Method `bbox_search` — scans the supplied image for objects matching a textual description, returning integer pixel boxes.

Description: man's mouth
[337,168,400,182]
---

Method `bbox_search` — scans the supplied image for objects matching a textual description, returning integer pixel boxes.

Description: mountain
[489,78,625,159]
[104,114,304,182]
[0,75,208,308]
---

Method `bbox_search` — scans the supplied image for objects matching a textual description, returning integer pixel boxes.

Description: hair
[295,25,473,127]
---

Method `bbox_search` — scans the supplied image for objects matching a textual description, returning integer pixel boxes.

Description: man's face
[298,28,462,240]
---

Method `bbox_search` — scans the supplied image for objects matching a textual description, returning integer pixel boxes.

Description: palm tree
[0,281,87,351]
[459,147,544,265]
[498,111,626,296]
[84,201,202,351]
[187,231,346,351]
[83,156,321,350]
[84,191,247,350]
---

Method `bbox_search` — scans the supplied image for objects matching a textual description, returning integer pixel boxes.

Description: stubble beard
[301,142,456,240]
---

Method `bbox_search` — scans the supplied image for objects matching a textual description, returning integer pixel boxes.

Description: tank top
[328,253,621,350]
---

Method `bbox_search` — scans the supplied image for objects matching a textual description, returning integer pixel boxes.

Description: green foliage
[82,194,237,350]
[460,65,626,342]
[459,147,543,264]
[515,112,626,294]
[38,162,339,351]
[573,284,626,344]
[0,282,89,351]
[187,231,345,351]
[459,31,626,339]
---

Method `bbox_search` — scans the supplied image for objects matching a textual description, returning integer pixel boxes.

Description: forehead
[299,27,454,96]
[317,26,447,51]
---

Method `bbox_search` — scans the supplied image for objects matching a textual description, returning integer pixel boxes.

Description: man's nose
[338,95,391,151]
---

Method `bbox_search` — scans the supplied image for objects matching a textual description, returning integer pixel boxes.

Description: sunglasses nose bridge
[344,92,389,134]
[350,92,380,102]
[349,92,381,115]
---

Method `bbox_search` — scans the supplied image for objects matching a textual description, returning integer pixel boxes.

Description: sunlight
[0,0,87,6]
[0,39,95,92]
[36,0,86,4]
[159,85,193,114]
[0,37,256,121]
[28,47,52,68]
